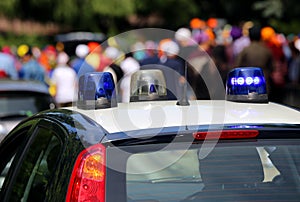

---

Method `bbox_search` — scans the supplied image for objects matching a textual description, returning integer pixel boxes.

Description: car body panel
[1,99,300,201]
[67,100,300,134]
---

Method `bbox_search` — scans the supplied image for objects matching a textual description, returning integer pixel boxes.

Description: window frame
[0,118,66,201]
[105,139,300,202]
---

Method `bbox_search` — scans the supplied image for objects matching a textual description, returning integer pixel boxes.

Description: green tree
[0,0,136,34]
[0,0,299,35]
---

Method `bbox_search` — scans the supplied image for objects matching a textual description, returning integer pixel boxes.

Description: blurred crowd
[1,17,300,106]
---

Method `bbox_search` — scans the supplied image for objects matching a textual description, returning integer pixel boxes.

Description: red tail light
[193,130,259,140]
[66,144,106,202]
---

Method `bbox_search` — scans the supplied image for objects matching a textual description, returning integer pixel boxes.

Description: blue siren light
[226,67,268,103]
[77,72,117,109]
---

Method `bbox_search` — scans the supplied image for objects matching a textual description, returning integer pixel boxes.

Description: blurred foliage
[0,0,299,43]
[253,0,283,18]
[134,0,198,28]
[0,32,51,48]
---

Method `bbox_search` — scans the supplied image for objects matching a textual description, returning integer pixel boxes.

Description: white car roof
[67,100,300,134]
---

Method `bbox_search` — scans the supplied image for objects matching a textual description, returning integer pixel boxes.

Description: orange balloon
[88,42,102,53]
[261,26,275,41]
[158,38,172,57]
[207,18,218,29]
[190,18,206,29]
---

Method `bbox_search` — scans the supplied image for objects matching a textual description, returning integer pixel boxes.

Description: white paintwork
[66,100,300,133]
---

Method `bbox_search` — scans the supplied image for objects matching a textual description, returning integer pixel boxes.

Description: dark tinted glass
[7,126,62,201]
[121,140,300,202]
[0,129,29,191]
[0,92,54,117]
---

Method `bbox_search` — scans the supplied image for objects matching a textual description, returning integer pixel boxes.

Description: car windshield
[119,140,300,202]
[0,92,53,118]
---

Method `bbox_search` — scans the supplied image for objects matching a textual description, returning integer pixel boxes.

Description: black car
[0,69,300,201]
[55,31,106,56]
[0,79,56,141]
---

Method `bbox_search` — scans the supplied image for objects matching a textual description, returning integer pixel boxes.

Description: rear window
[121,140,300,202]
[0,92,54,116]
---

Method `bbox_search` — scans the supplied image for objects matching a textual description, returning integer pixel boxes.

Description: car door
[0,118,66,202]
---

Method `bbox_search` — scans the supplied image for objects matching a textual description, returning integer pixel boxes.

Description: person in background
[288,38,300,84]
[50,51,78,107]
[235,25,274,93]
[211,44,229,85]
[158,39,186,100]
[189,18,207,41]
[131,42,146,62]
[2,45,22,73]
[0,46,18,79]
[119,53,140,103]
[187,30,221,100]
[175,27,199,63]
[174,27,211,100]
[71,44,95,78]
[85,42,102,71]
[139,40,159,66]
[158,39,185,77]
[261,26,288,102]
[38,45,57,74]
[17,44,46,83]
[231,24,251,61]
[226,25,250,67]
[102,46,124,86]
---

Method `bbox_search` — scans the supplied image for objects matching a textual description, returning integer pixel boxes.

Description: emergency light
[130,70,168,102]
[226,67,268,103]
[77,72,117,109]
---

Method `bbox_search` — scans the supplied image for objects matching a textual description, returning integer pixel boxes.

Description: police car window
[0,156,15,191]
[256,147,281,182]
[6,126,62,202]
[126,142,300,202]
[0,92,54,115]
[0,129,29,192]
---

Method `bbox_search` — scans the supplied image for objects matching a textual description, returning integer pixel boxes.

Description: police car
[0,67,300,201]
